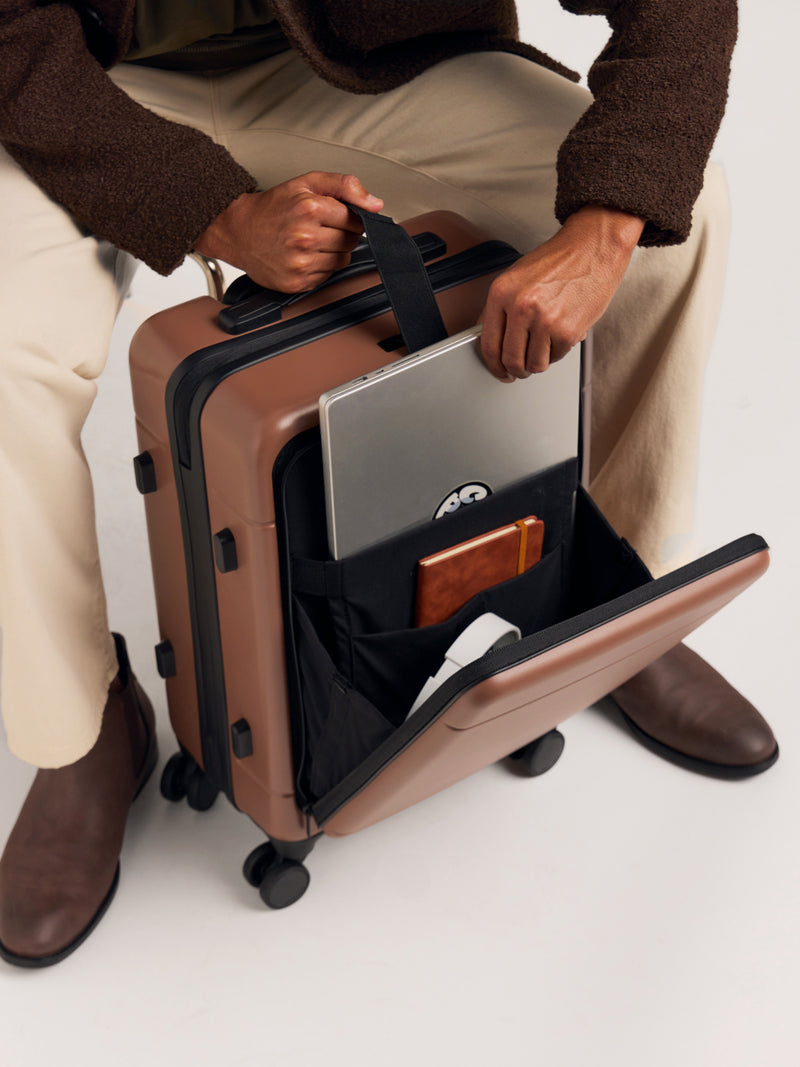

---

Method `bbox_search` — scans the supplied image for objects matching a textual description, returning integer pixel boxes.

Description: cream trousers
[0,51,729,767]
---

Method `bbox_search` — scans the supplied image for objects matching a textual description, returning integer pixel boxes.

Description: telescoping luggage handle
[219,206,450,353]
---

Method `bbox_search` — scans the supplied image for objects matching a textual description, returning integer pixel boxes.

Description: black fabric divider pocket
[349,544,565,724]
[276,430,652,802]
[569,488,652,610]
[294,599,394,800]
[288,456,577,643]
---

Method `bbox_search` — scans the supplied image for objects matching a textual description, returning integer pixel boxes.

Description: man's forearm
[559,204,645,260]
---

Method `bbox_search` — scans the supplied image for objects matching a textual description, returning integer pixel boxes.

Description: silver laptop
[318,326,581,559]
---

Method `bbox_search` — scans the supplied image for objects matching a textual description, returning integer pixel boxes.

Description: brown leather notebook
[415,515,545,627]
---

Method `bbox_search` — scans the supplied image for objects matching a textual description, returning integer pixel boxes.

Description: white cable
[407,612,521,718]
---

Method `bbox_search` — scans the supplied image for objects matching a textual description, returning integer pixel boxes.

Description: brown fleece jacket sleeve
[556,0,737,245]
[0,1,256,274]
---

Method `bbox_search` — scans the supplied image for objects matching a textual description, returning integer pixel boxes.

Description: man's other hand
[479,205,645,381]
[193,172,383,292]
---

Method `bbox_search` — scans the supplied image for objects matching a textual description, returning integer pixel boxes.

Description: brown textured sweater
[0,1,737,275]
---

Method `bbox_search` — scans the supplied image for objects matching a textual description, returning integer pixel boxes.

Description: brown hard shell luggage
[129,209,768,908]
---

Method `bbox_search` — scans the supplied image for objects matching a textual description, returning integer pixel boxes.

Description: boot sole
[615,704,780,780]
[0,741,159,969]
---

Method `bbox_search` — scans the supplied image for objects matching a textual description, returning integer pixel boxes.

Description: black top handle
[344,204,449,355]
[219,206,449,351]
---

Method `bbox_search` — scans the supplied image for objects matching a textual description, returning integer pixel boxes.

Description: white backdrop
[1,3,798,1065]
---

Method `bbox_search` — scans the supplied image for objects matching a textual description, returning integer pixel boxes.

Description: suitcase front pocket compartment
[277,431,652,803]
[275,428,767,824]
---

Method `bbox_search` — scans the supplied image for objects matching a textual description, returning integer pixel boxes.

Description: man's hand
[193,172,384,293]
[479,205,645,381]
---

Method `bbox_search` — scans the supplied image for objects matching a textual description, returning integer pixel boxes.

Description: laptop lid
[319,326,581,559]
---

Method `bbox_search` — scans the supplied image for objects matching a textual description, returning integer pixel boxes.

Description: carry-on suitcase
[129,208,769,908]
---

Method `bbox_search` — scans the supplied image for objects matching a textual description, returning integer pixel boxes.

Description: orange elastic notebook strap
[515,520,529,575]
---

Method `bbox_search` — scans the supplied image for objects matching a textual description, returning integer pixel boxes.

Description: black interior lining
[274,431,653,803]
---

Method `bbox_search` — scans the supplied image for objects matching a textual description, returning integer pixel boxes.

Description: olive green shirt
[125,1,289,69]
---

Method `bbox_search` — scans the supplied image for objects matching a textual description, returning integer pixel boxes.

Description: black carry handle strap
[223,236,380,305]
[345,203,449,354]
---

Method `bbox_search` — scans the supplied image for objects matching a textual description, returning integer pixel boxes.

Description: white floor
[2,4,798,1065]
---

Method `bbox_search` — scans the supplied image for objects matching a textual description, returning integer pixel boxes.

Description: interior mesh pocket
[293,599,394,800]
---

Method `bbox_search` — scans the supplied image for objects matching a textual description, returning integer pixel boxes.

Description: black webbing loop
[345,203,449,354]
[291,557,345,598]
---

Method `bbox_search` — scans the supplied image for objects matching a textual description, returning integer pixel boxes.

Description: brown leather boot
[0,634,157,967]
[609,642,778,779]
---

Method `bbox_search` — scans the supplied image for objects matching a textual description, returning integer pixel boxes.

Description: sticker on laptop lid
[433,482,492,520]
